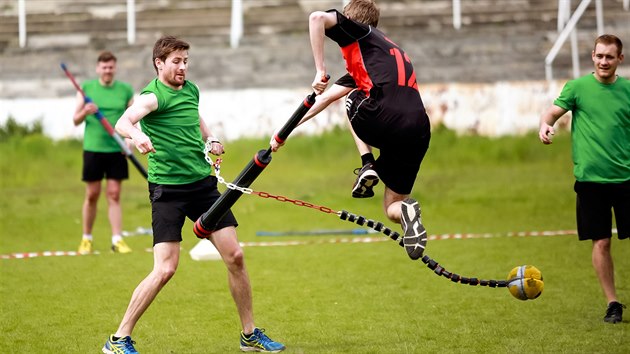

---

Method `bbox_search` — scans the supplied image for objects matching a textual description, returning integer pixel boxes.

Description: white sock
[112,234,122,245]
[82,234,93,241]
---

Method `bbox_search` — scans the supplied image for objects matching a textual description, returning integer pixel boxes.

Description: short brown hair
[594,34,623,56]
[343,0,380,27]
[152,35,190,74]
[97,51,117,63]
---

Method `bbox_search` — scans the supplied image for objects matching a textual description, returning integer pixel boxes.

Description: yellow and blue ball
[507,265,544,300]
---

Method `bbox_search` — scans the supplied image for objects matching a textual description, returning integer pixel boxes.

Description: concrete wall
[0,80,572,140]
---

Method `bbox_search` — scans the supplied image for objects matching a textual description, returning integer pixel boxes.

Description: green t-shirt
[554,74,630,183]
[82,79,134,152]
[140,78,211,184]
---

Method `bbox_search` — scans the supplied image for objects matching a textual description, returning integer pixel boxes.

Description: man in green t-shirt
[539,34,629,324]
[72,51,134,255]
[102,36,285,354]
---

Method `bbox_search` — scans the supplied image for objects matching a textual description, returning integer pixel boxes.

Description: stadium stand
[0,0,628,99]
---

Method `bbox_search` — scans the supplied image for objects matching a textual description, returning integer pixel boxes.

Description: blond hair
[343,0,380,27]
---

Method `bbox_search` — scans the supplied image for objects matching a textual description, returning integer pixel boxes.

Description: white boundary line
[239,229,580,247]
[1,229,588,260]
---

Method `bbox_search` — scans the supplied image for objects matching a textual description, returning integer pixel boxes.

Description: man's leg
[210,226,254,334]
[210,227,286,352]
[79,181,101,254]
[349,124,379,198]
[384,187,427,260]
[106,179,131,253]
[383,187,406,224]
[105,179,123,237]
[592,238,617,304]
[114,241,181,337]
[82,180,102,235]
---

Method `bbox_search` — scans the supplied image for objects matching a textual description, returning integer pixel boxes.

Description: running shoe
[240,328,285,353]
[112,239,132,253]
[78,239,93,255]
[352,163,379,198]
[604,301,625,324]
[400,198,427,260]
[102,335,138,354]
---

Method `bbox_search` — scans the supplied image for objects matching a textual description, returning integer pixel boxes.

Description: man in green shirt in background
[539,34,629,324]
[72,51,134,255]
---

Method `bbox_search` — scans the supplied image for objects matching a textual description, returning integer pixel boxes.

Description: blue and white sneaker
[401,198,427,260]
[240,328,285,352]
[102,335,138,354]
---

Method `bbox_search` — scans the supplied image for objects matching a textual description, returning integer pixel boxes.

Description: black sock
[112,336,121,341]
[361,153,375,166]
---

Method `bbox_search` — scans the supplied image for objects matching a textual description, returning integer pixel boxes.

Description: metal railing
[14,0,627,63]
[16,0,464,49]
[545,0,603,81]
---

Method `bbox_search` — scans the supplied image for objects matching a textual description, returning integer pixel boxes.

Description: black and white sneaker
[400,198,427,260]
[352,163,379,198]
[604,301,625,324]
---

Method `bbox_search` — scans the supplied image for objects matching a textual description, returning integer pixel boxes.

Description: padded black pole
[193,92,317,238]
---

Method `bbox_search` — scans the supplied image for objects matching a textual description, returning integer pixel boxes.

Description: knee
[593,238,612,252]
[106,190,121,203]
[223,249,245,270]
[155,265,177,284]
[86,191,100,204]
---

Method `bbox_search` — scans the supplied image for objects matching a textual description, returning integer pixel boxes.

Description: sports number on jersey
[389,47,418,90]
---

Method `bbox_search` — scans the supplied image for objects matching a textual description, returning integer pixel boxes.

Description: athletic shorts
[82,151,129,181]
[346,89,431,195]
[148,176,238,245]
[574,180,630,241]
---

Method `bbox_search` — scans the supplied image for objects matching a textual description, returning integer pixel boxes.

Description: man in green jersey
[72,51,134,255]
[103,36,285,354]
[539,34,629,324]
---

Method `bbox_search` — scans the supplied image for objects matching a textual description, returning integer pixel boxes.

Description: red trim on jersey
[340,43,374,95]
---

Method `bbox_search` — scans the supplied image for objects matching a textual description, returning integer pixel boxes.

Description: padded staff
[60,63,148,179]
[193,92,317,238]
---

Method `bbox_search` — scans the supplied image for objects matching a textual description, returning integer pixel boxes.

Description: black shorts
[574,180,630,241]
[148,176,238,245]
[346,89,431,195]
[82,151,129,181]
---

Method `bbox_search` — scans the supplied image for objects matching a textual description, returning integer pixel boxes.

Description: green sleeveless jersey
[554,74,630,183]
[82,79,134,152]
[140,79,211,184]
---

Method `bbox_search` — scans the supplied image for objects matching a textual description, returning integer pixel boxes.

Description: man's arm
[538,105,568,145]
[199,116,224,156]
[72,91,97,126]
[309,11,338,94]
[270,84,352,152]
[115,93,158,154]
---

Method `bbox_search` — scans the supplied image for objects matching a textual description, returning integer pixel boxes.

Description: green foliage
[1,129,627,353]
[0,117,43,142]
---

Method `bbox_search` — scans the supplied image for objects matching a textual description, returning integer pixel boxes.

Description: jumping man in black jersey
[270,0,430,260]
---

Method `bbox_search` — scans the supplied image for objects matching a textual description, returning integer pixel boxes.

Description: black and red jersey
[325,9,426,115]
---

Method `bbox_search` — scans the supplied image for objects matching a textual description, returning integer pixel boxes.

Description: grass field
[0,127,627,353]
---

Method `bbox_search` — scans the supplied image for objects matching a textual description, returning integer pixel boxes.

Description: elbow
[114,120,125,135]
[309,11,327,26]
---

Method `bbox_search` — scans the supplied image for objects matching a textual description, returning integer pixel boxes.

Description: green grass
[1,128,627,353]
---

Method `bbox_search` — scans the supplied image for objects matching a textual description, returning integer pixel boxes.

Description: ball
[506,265,544,300]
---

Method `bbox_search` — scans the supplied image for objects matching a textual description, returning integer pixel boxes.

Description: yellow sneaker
[112,239,132,253]
[78,239,92,254]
